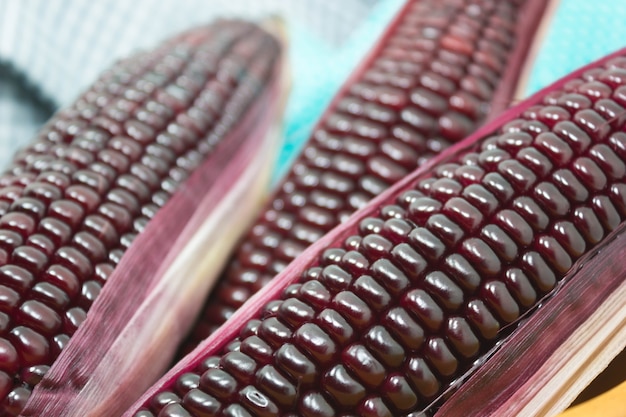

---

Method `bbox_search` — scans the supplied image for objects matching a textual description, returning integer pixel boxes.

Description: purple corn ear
[0,19,287,417]
[125,45,626,417]
[182,0,549,354]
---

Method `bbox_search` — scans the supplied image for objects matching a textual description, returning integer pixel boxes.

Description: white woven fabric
[0,63,52,163]
[525,0,626,96]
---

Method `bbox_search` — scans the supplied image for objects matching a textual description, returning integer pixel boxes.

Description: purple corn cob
[0,20,285,417]
[183,0,548,352]
[125,46,626,417]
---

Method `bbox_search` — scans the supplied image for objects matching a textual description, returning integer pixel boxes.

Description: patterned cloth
[0,62,55,165]
[1,0,626,180]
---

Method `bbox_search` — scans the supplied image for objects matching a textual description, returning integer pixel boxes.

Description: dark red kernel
[30,282,70,311]
[41,265,80,297]
[0,266,34,294]
[0,286,20,313]
[199,368,238,401]
[47,200,85,230]
[0,213,36,239]
[26,234,55,257]
[8,326,49,367]
[182,390,221,417]
[11,246,48,274]
[322,365,366,407]
[15,300,62,335]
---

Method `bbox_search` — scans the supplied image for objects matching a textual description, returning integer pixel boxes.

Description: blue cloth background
[525,0,626,97]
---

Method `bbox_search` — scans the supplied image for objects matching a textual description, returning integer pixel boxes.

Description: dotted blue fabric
[525,0,626,96]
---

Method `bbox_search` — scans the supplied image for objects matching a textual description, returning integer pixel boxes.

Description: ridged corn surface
[185,0,527,352]
[136,27,626,417]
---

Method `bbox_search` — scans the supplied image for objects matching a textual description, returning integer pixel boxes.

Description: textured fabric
[525,0,626,97]
[0,62,55,164]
